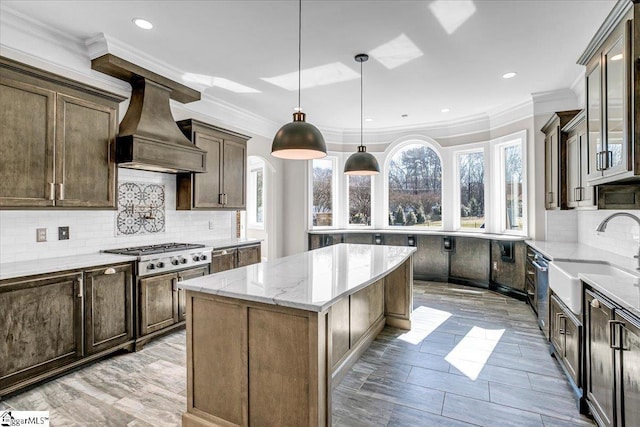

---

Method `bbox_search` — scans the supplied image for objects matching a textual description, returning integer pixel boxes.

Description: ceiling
[2,0,616,132]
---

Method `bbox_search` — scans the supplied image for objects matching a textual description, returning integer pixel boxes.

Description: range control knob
[200,254,208,261]
[156,261,165,268]
[180,258,188,264]
[171,259,180,266]
[147,263,155,270]
[192,255,201,262]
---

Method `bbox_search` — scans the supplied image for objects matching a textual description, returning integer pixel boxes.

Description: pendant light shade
[344,53,380,175]
[271,0,326,160]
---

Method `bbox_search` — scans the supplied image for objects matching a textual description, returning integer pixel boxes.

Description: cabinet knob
[104,267,116,275]
[590,298,600,309]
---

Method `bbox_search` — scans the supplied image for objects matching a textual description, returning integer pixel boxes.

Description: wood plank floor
[1,281,595,426]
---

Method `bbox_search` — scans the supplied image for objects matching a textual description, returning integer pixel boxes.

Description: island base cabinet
[384,258,413,329]
[184,293,327,427]
[0,272,83,395]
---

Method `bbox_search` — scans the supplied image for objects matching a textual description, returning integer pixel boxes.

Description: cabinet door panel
[350,280,383,346]
[545,132,559,208]
[0,273,82,388]
[84,264,133,354]
[603,35,628,176]
[578,129,595,207]
[566,135,580,207]
[194,133,223,208]
[618,312,640,427]
[0,77,55,207]
[237,245,261,267]
[550,296,563,355]
[212,249,237,272]
[222,140,246,208]
[586,63,603,181]
[55,94,117,208]
[177,266,209,321]
[586,291,615,427]
[413,235,448,280]
[449,237,490,283]
[139,273,178,335]
[563,313,580,387]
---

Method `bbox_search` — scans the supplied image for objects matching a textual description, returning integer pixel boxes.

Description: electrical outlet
[209,220,215,230]
[492,261,498,271]
[36,228,47,242]
[58,226,70,240]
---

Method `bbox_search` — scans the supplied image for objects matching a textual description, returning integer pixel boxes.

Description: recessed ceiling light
[401,114,409,118]
[369,34,424,69]
[441,108,450,113]
[133,18,153,30]
[502,72,517,79]
[610,53,623,61]
[262,62,359,91]
[364,118,374,122]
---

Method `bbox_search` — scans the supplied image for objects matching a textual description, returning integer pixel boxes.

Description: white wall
[546,209,640,260]
[0,169,236,263]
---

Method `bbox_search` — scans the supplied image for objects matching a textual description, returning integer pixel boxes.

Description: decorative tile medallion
[116,182,166,236]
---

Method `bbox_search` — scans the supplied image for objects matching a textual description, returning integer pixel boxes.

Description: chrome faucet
[596,212,640,270]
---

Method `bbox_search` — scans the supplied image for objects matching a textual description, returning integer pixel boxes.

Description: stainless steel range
[104,242,213,277]
[103,242,213,349]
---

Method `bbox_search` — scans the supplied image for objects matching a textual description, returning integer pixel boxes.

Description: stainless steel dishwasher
[531,251,550,338]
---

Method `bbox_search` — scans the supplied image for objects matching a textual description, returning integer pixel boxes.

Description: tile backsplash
[546,209,640,259]
[0,169,236,263]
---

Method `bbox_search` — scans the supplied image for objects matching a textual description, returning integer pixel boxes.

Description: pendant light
[344,53,380,175]
[271,0,327,160]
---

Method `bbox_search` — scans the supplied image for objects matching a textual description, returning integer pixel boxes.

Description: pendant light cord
[360,58,363,148]
[298,0,302,111]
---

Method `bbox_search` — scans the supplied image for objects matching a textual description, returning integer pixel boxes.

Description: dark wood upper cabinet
[562,111,596,208]
[580,4,638,184]
[0,57,124,209]
[541,110,580,210]
[176,119,250,210]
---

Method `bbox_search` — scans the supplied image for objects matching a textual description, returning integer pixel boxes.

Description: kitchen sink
[548,261,638,315]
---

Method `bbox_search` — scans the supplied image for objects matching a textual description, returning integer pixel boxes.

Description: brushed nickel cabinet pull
[49,182,55,200]
[172,278,178,292]
[59,183,65,200]
[104,267,116,275]
[218,193,224,205]
[609,320,623,349]
[77,275,84,298]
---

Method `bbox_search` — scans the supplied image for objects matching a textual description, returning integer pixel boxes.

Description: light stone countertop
[581,273,640,317]
[194,237,262,250]
[308,229,526,241]
[0,253,137,281]
[179,243,417,312]
[527,240,639,316]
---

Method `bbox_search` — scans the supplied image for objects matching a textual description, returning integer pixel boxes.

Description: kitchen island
[178,243,416,427]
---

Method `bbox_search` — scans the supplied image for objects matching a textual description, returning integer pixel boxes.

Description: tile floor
[0,281,595,426]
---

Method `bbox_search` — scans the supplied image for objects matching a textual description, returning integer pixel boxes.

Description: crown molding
[577,0,632,65]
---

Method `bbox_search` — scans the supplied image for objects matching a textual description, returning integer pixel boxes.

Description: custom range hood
[91,54,206,173]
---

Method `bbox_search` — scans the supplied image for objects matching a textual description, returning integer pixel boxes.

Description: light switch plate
[36,228,47,242]
[58,226,70,240]
[209,220,215,230]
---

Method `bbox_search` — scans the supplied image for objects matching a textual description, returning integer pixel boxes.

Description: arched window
[387,143,442,227]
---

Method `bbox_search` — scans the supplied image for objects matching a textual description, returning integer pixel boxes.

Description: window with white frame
[247,157,265,229]
[311,157,336,227]
[348,175,372,226]
[456,149,485,230]
[387,143,442,227]
[493,131,526,234]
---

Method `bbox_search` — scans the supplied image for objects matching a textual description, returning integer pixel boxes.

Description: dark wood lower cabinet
[549,295,581,388]
[584,289,640,427]
[177,266,209,322]
[237,244,261,267]
[212,248,237,272]
[84,264,133,354]
[139,272,179,336]
[0,272,83,394]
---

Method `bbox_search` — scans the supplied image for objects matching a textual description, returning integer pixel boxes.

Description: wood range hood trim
[91,54,207,173]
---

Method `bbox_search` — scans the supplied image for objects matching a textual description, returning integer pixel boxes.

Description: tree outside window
[348,175,371,226]
[387,144,442,227]
[312,159,334,226]
[458,151,484,229]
